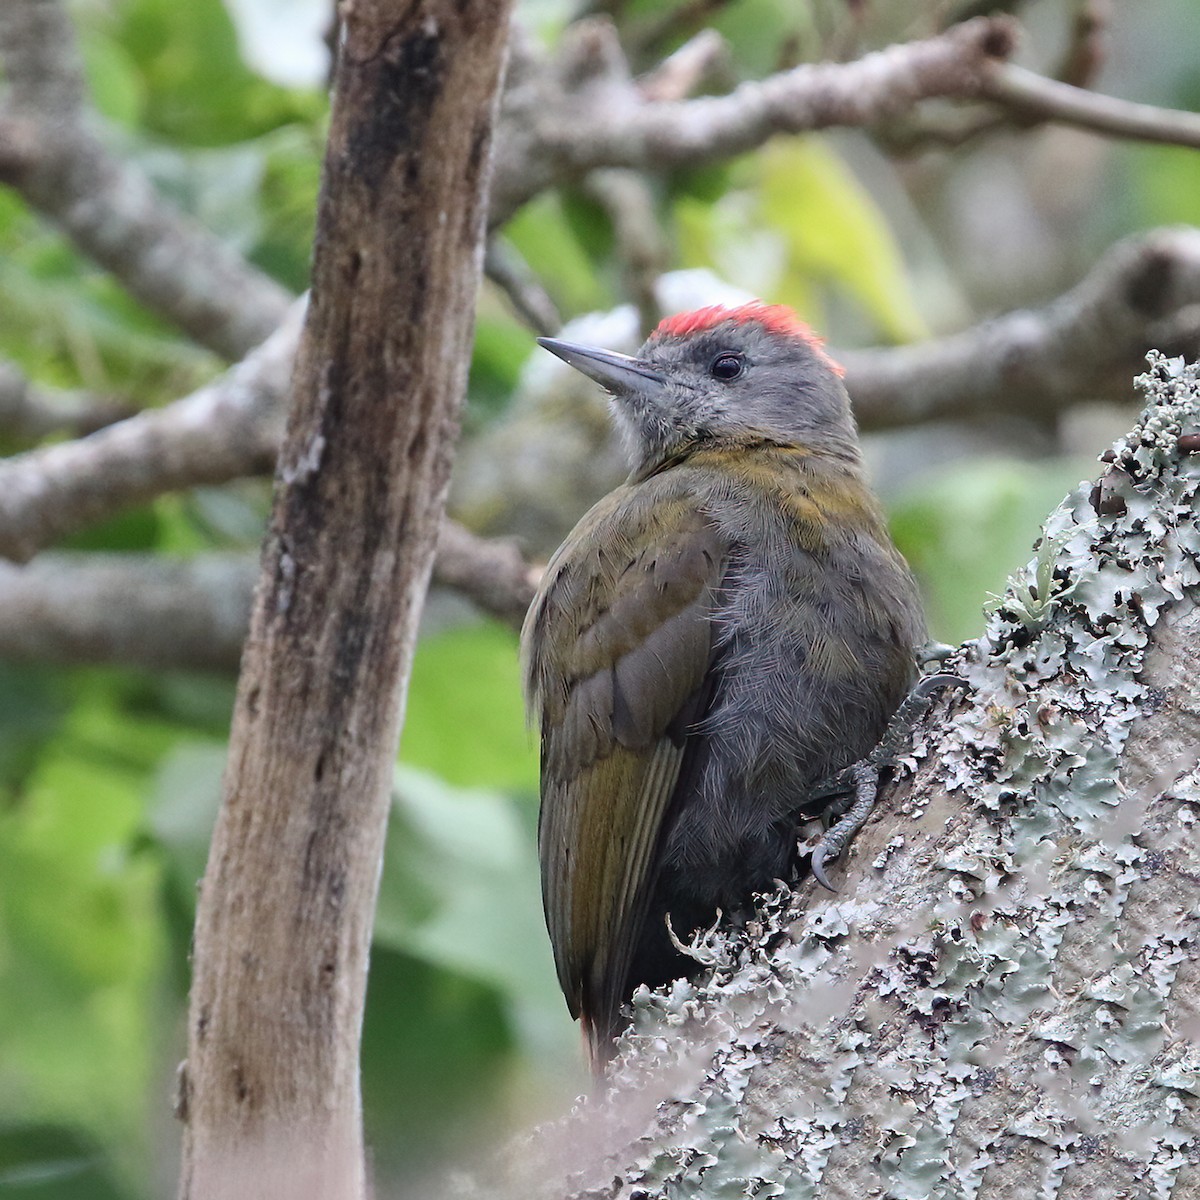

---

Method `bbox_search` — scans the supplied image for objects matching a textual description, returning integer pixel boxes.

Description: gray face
[538,318,860,477]
[629,318,859,467]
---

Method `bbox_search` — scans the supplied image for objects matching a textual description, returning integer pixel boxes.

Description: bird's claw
[917,641,957,669]
[809,843,837,892]
[805,673,968,890]
[808,761,878,891]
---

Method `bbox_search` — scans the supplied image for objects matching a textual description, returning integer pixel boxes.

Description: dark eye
[710,352,745,380]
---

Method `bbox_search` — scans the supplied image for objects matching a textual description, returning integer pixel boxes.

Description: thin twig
[0,361,135,441]
[484,240,562,337]
[636,29,730,102]
[981,61,1200,149]
[583,169,669,337]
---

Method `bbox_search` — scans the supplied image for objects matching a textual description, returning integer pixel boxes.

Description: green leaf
[0,680,169,1161]
[890,457,1094,644]
[78,31,145,128]
[145,740,227,909]
[359,948,517,1182]
[59,506,162,553]
[0,1124,126,1199]
[108,0,322,146]
[505,194,613,316]
[0,666,68,792]
[759,138,927,343]
[377,767,574,1060]
[468,307,537,424]
[401,621,537,793]
[706,0,812,76]
[675,188,791,305]
[0,193,218,397]
[1120,142,1200,230]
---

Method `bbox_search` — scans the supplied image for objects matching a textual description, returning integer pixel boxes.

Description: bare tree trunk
[481,357,1200,1199]
[176,4,513,1197]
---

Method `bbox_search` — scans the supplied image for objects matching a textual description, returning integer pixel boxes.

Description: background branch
[0,300,304,562]
[0,553,255,671]
[0,361,134,441]
[982,61,1200,149]
[490,16,1020,222]
[0,535,537,672]
[484,239,563,337]
[0,0,293,359]
[843,227,1200,428]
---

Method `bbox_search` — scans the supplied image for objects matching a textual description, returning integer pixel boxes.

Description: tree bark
[479,356,1200,1199]
[176,3,513,1197]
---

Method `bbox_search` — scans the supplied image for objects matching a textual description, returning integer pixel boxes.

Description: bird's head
[538,302,858,476]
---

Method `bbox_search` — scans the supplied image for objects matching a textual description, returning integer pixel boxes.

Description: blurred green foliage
[1,0,1195,1195]
[891,458,1096,645]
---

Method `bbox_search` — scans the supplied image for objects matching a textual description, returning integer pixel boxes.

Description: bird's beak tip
[536,337,665,397]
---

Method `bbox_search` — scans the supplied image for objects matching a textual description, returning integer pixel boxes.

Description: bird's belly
[658,630,904,910]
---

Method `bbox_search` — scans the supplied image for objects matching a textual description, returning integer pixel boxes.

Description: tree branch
[0,552,255,671]
[582,169,669,336]
[484,239,562,336]
[433,521,539,631]
[471,354,1200,1198]
[0,534,536,672]
[982,61,1200,149]
[0,0,293,359]
[0,301,303,562]
[489,16,1021,223]
[843,227,1200,428]
[0,360,134,441]
[635,29,730,103]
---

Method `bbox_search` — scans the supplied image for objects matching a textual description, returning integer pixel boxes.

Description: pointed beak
[537,337,666,398]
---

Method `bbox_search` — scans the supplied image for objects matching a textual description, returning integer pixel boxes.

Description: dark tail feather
[581,1011,617,1080]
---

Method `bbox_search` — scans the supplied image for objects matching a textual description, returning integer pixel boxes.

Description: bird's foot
[803,671,968,891]
[917,640,957,669]
[809,761,877,891]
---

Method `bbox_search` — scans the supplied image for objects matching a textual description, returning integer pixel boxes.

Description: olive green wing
[522,482,728,1048]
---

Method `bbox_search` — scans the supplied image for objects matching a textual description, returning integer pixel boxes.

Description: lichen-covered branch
[0,0,292,359]
[473,355,1200,1198]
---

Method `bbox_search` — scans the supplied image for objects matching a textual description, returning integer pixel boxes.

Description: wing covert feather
[522,481,728,1026]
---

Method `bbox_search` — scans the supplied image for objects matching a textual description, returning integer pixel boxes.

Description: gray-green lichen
[476,355,1200,1200]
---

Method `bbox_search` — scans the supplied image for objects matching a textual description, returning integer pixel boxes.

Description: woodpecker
[522,303,925,1070]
